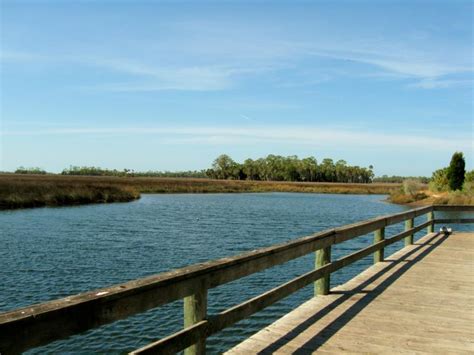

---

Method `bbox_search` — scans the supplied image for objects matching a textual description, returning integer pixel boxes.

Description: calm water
[2,193,439,354]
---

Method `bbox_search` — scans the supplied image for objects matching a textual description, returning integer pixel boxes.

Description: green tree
[299,157,318,181]
[242,159,260,180]
[447,152,466,191]
[284,155,300,181]
[429,167,449,192]
[211,154,238,179]
[320,158,335,182]
[335,160,348,182]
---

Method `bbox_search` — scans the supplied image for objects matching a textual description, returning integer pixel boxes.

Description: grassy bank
[125,176,399,194]
[390,191,474,207]
[0,175,140,209]
[389,152,474,207]
[389,182,474,206]
[0,174,400,210]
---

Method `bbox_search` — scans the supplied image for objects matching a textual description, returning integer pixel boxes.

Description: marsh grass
[431,190,474,205]
[390,186,474,206]
[389,191,428,204]
[0,174,400,210]
[389,180,429,204]
[0,175,140,209]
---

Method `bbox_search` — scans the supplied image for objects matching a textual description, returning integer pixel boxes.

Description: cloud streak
[2,22,472,92]
[3,125,470,152]
[409,78,474,89]
[0,50,267,91]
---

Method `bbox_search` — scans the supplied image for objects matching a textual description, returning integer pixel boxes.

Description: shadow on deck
[227,232,473,354]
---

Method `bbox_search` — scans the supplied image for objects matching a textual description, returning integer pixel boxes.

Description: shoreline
[387,192,474,207]
[0,174,400,210]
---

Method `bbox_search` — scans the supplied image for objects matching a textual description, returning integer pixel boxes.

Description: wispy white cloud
[2,15,472,91]
[3,125,470,152]
[0,50,52,62]
[82,58,261,91]
[306,47,471,78]
[409,78,474,89]
[240,114,253,121]
[1,50,271,91]
[192,98,300,111]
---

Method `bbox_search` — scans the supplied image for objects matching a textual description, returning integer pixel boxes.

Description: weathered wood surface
[184,288,207,355]
[315,247,331,296]
[226,232,474,354]
[436,218,474,224]
[373,228,384,263]
[427,211,434,233]
[404,218,414,246]
[434,205,474,212]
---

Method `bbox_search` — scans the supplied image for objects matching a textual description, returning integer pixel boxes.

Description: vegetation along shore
[0,174,399,210]
[3,152,472,210]
[0,175,140,210]
[389,152,473,206]
[2,154,388,210]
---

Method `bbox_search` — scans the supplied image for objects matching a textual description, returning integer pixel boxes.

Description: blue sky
[1,0,472,176]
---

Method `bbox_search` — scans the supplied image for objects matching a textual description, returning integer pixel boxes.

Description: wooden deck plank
[226,232,474,354]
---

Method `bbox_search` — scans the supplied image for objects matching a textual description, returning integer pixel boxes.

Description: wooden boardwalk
[226,232,474,354]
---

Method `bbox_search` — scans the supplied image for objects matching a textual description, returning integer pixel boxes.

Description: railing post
[184,287,208,355]
[314,246,331,296]
[427,211,434,234]
[405,218,414,246]
[374,227,385,263]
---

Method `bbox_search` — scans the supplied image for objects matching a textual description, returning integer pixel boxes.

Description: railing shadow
[256,232,448,354]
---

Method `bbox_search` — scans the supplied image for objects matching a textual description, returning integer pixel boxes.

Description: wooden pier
[227,231,474,354]
[0,205,473,354]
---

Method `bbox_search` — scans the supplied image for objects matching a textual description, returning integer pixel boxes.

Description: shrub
[390,179,427,204]
[463,170,474,192]
[429,168,449,192]
[402,179,424,196]
[435,190,474,205]
[465,170,474,182]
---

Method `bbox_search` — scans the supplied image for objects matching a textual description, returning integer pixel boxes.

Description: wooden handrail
[433,205,474,212]
[435,218,474,224]
[131,220,435,354]
[0,204,472,354]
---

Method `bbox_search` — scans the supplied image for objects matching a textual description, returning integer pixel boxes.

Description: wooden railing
[0,205,473,354]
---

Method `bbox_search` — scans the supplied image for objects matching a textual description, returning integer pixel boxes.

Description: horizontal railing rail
[435,218,474,224]
[0,204,472,354]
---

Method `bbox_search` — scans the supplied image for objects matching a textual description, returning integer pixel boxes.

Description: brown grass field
[0,174,401,210]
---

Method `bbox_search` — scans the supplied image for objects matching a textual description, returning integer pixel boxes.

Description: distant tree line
[25,154,470,187]
[61,166,129,176]
[205,154,375,183]
[14,167,47,175]
[134,170,208,178]
[60,166,207,178]
[373,175,430,184]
